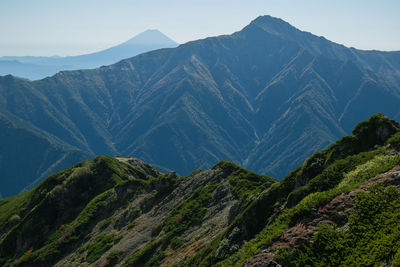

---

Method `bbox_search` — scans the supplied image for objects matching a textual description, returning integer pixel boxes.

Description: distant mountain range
[0,29,178,80]
[1,15,400,198]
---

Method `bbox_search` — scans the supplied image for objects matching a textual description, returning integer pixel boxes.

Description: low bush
[276,185,400,266]
[387,132,400,150]
[86,233,119,263]
[220,152,400,267]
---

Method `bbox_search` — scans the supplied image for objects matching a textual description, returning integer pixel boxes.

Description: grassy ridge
[181,114,400,266]
[1,114,399,266]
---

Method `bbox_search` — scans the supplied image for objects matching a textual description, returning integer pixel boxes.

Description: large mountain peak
[248,15,302,37]
[122,29,178,46]
[0,15,400,198]
[0,30,179,80]
[245,15,353,63]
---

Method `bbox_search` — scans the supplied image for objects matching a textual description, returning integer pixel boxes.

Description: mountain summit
[122,29,178,46]
[0,15,400,197]
[249,15,303,37]
[0,29,178,80]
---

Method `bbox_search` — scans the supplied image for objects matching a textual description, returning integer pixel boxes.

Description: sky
[0,0,399,56]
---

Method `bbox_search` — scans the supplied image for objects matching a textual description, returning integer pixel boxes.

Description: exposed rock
[212,184,230,201]
[116,157,160,177]
[246,164,400,266]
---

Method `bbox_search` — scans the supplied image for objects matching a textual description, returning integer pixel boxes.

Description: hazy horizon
[1,0,400,57]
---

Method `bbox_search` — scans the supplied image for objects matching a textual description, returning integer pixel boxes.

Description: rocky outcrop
[245,165,400,266]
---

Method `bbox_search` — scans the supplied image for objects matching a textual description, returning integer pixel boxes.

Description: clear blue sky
[1,0,399,56]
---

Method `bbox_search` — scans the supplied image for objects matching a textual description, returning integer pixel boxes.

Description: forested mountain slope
[1,15,400,197]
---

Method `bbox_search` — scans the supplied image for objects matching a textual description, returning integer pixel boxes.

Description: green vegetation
[146,251,166,266]
[123,238,164,267]
[178,115,400,266]
[86,233,119,263]
[178,164,279,266]
[219,152,400,266]
[124,183,219,266]
[276,184,400,266]
[218,189,341,266]
[0,191,32,230]
[99,218,112,229]
[162,184,217,235]
[213,115,398,262]
[216,161,276,201]
[1,114,399,266]
[0,166,78,232]
[286,150,382,208]
[338,154,400,188]
[127,220,137,229]
[0,155,178,266]
[352,113,399,149]
[73,190,115,232]
[388,132,400,150]
[10,180,118,264]
[106,249,124,264]
[170,236,184,250]
[393,248,400,266]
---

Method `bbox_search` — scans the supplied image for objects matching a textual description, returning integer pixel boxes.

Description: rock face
[1,16,400,198]
[116,157,161,177]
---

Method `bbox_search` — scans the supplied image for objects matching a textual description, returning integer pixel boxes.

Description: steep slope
[0,30,178,80]
[0,156,276,266]
[246,166,400,266]
[180,114,400,267]
[0,114,399,266]
[0,112,92,197]
[1,15,400,197]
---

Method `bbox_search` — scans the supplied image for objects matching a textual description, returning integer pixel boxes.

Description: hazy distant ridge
[0,29,178,80]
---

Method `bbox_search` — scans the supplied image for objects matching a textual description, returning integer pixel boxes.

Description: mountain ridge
[1,15,400,197]
[0,29,178,80]
[1,114,400,266]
